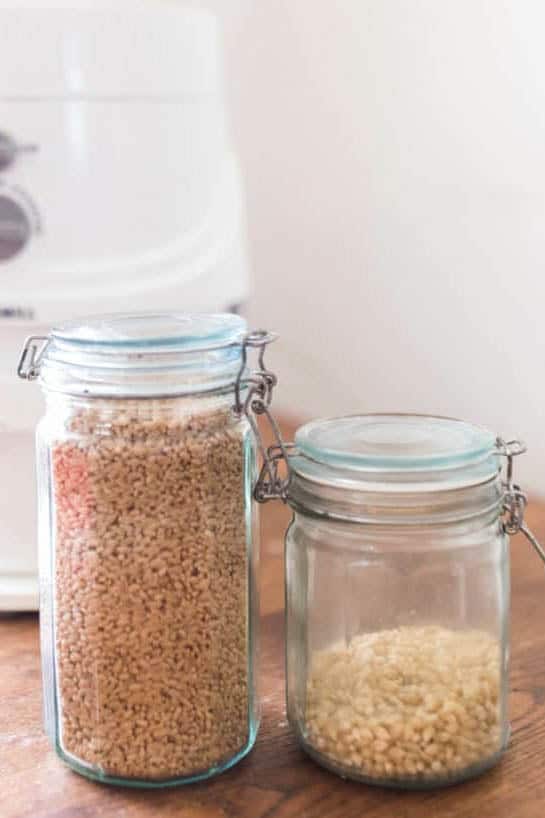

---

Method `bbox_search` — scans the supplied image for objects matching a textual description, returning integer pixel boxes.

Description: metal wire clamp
[17,335,50,381]
[497,437,545,565]
[234,331,293,503]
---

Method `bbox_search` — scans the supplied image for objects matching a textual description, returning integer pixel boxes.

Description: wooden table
[3,423,545,818]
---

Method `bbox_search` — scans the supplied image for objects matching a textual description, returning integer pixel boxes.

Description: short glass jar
[283,414,539,789]
[19,313,265,787]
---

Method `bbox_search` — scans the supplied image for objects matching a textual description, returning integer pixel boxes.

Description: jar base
[53,721,259,789]
[294,729,506,790]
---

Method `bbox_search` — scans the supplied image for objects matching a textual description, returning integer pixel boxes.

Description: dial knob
[0,195,31,261]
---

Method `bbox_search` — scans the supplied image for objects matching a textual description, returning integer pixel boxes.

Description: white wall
[220,1,545,492]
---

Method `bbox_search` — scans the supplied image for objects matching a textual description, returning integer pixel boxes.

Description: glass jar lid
[295,414,497,476]
[285,414,505,525]
[34,312,248,397]
[289,414,501,512]
[51,312,246,350]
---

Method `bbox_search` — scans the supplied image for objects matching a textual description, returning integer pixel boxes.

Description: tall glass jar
[20,313,263,787]
[284,414,536,789]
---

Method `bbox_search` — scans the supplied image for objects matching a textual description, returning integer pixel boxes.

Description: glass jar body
[37,389,259,787]
[285,506,509,789]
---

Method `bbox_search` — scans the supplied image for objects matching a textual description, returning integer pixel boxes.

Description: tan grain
[305,625,502,783]
[51,398,251,781]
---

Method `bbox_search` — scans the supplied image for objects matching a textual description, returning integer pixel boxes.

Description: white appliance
[0,6,250,610]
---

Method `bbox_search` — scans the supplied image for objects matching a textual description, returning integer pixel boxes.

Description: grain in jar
[304,626,501,785]
[52,401,250,781]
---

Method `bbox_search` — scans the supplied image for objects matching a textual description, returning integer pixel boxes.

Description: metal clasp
[234,331,293,503]
[497,437,545,565]
[17,335,49,381]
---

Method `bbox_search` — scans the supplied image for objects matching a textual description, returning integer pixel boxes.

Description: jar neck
[289,510,504,551]
[287,471,504,527]
[39,337,244,398]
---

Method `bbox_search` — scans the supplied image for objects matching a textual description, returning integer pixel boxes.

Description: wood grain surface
[2,419,545,818]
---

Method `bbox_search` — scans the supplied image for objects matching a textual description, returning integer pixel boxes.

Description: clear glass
[285,414,510,790]
[286,498,510,790]
[34,314,260,787]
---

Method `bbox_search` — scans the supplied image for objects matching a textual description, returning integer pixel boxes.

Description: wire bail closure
[496,437,545,565]
[17,335,50,381]
[234,331,293,503]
